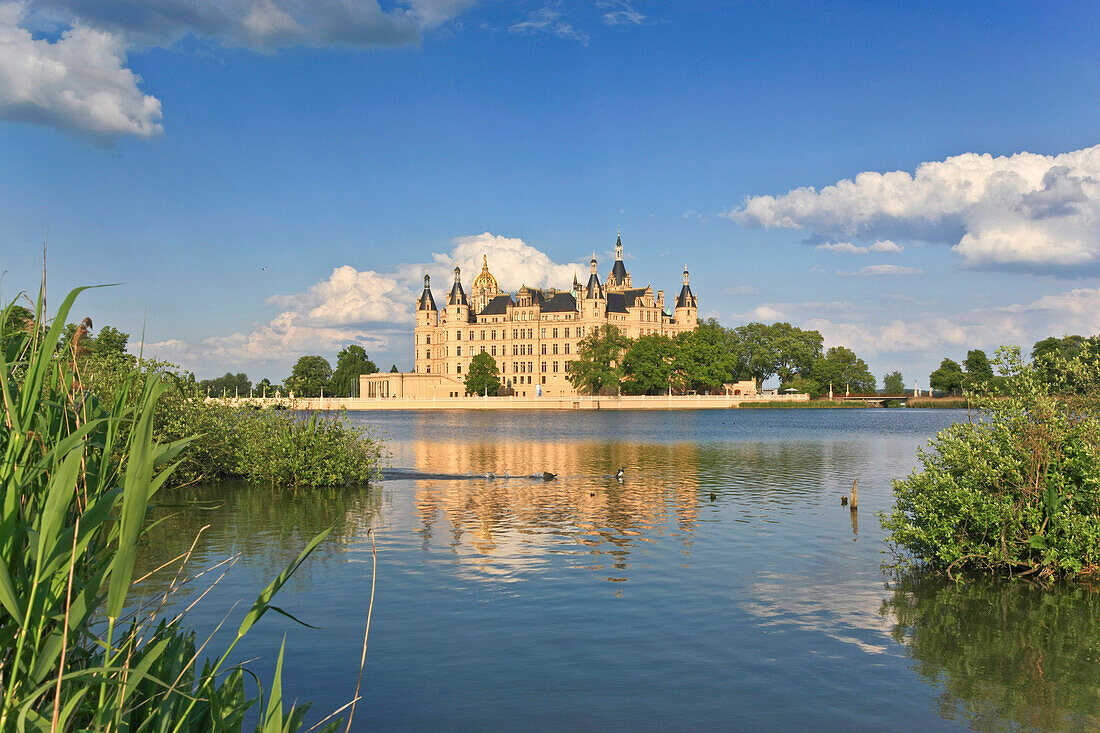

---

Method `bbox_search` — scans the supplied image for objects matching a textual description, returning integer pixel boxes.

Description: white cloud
[267,266,410,326]
[837,265,924,277]
[0,2,161,144]
[6,0,480,141]
[396,232,587,294]
[818,239,903,255]
[509,6,588,44]
[729,144,1100,271]
[600,1,645,26]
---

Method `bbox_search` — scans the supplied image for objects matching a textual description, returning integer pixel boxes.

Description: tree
[769,322,824,384]
[90,325,129,359]
[732,322,779,388]
[284,355,333,397]
[1,304,33,352]
[963,348,994,386]
[464,352,501,395]
[255,377,276,396]
[673,322,741,393]
[1031,335,1086,363]
[810,346,876,394]
[883,371,905,394]
[199,372,252,397]
[621,334,678,394]
[929,358,965,396]
[389,364,399,373]
[329,344,379,397]
[566,324,630,395]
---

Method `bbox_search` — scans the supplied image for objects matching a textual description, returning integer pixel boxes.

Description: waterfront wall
[207,393,809,411]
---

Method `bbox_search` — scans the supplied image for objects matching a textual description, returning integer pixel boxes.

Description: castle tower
[583,252,605,320]
[674,264,697,330]
[606,230,631,290]
[470,254,501,314]
[418,273,438,326]
[415,273,438,374]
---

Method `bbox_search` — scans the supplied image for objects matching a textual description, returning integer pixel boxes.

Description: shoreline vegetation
[882,346,1100,581]
[1,289,380,730]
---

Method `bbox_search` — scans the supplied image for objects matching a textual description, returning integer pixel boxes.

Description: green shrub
[882,347,1100,579]
[234,410,384,487]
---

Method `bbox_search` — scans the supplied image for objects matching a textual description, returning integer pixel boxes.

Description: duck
[615,467,625,479]
[840,495,849,506]
[541,472,557,480]
[709,492,717,502]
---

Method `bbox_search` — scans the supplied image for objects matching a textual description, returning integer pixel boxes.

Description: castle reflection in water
[404,437,705,583]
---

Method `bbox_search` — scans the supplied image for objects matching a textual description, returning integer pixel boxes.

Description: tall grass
[1,289,342,731]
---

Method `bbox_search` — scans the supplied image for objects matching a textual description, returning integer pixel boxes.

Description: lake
[139,409,1100,731]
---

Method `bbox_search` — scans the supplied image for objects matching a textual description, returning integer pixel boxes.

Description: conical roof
[418,273,437,311]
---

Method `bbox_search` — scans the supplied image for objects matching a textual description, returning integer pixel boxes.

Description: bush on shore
[882,347,1100,580]
[75,343,384,488]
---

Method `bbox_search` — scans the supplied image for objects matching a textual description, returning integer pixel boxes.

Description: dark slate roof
[610,258,628,284]
[541,292,576,312]
[621,288,647,308]
[418,286,437,311]
[606,292,628,313]
[447,280,468,307]
[478,294,513,316]
[676,284,695,308]
[586,272,602,299]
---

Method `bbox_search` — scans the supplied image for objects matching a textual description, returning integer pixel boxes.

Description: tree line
[2,304,391,398]
[928,335,1100,396]
[464,319,882,397]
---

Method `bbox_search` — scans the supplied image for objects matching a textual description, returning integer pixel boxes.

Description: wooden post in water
[850,477,858,511]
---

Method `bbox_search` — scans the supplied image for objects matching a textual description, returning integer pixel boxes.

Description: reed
[0,289,340,732]
[738,400,870,409]
[906,397,970,409]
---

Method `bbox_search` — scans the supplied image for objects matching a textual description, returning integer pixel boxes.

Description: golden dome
[472,254,498,292]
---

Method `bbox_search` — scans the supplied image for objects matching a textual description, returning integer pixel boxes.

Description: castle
[361,233,698,399]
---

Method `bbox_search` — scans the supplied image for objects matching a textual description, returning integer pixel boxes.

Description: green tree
[285,355,333,397]
[769,322,824,384]
[90,325,129,359]
[255,377,276,396]
[621,334,678,394]
[964,348,994,384]
[0,303,33,352]
[1031,335,1086,363]
[810,346,876,394]
[566,324,630,395]
[883,370,905,394]
[199,372,252,397]
[329,344,378,397]
[929,358,965,396]
[732,322,779,388]
[673,321,742,393]
[464,351,501,395]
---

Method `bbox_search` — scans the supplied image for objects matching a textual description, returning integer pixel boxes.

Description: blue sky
[2,1,1099,385]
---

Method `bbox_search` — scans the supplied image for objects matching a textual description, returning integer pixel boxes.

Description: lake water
[139,409,1100,731]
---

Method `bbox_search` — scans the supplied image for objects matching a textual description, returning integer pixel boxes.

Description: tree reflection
[882,571,1100,731]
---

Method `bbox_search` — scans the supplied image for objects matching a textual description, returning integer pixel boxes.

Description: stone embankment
[207,393,810,411]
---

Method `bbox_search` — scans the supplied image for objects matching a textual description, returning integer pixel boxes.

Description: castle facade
[360,234,699,399]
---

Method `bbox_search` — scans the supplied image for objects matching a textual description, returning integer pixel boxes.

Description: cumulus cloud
[146,232,587,376]
[4,0,480,141]
[837,265,924,277]
[815,240,902,254]
[509,6,588,44]
[797,287,1100,363]
[729,144,1100,272]
[0,2,161,143]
